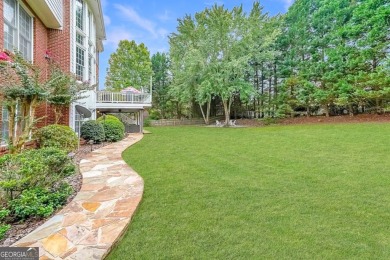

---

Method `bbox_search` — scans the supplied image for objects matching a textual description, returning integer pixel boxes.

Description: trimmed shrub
[9,184,73,220]
[0,148,75,199]
[100,119,125,142]
[97,115,121,122]
[34,124,78,153]
[80,120,105,143]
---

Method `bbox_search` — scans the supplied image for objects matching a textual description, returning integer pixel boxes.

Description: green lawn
[107,123,390,259]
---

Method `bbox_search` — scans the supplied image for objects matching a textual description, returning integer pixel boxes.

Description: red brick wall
[32,14,51,128]
[1,1,73,130]
[1,1,74,155]
[37,0,72,127]
[48,0,71,72]
[34,0,72,128]
[33,17,49,81]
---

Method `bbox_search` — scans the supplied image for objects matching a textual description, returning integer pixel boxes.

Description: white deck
[95,91,152,111]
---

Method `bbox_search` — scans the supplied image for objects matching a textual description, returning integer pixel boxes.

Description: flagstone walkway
[13,134,144,259]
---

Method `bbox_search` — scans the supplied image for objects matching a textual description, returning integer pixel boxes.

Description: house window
[74,112,88,136]
[75,0,86,81]
[3,0,33,61]
[76,46,85,80]
[75,113,81,136]
[74,0,96,84]
[75,0,84,31]
[1,107,9,144]
[76,33,84,45]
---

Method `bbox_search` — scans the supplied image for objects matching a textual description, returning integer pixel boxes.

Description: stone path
[13,134,144,259]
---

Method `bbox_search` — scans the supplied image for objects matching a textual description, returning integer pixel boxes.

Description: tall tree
[169,3,280,125]
[277,0,389,116]
[105,40,153,91]
[151,52,171,118]
[169,14,210,122]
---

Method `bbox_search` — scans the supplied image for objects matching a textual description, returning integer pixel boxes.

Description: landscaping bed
[0,141,112,246]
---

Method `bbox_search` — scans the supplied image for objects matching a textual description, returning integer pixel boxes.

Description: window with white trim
[74,0,96,83]
[75,112,82,136]
[75,0,84,31]
[3,0,33,61]
[75,0,86,80]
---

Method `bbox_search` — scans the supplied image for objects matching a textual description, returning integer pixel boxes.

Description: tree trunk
[222,98,232,126]
[273,62,278,113]
[375,97,381,114]
[199,99,211,125]
[54,106,63,124]
[260,66,264,118]
[348,104,354,117]
[176,102,181,119]
[324,104,329,117]
[254,64,259,118]
[206,100,210,125]
[268,76,272,117]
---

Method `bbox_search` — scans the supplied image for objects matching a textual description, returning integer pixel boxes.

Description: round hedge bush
[100,119,125,142]
[80,120,105,143]
[34,124,78,153]
[97,115,121,122]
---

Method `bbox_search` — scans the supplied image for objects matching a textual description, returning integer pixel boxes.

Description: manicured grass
[108,123,390,259]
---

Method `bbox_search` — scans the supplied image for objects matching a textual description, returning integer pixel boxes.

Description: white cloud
[104,27,134,48]
[281,0,294,10]
[114,4,160,38]
[157,10,172,22]
[104,14,111,26]
[157,28,169,38]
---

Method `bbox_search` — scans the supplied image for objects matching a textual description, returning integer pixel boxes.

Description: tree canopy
[169,3,279,124]
[105,40,153,91]
[151,0,389,122]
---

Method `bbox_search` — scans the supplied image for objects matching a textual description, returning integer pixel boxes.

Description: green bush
[100,119,125,142]
[262,117,278,126]
[0,209,10,240]
[0,147,75,199]
[80,120,105,143]
[97,115,121,122]
[0,224,10,240]
[144,118,151,127]
[34,124,78,153]
[149,109,161,120]
[9,184,73,220]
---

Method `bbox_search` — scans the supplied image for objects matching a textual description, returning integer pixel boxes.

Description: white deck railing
[96,91,152,104]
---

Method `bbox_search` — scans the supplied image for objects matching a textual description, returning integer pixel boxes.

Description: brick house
[0,0,106,145]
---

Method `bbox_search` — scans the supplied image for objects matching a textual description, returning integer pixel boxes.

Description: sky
[99,0,295,90]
